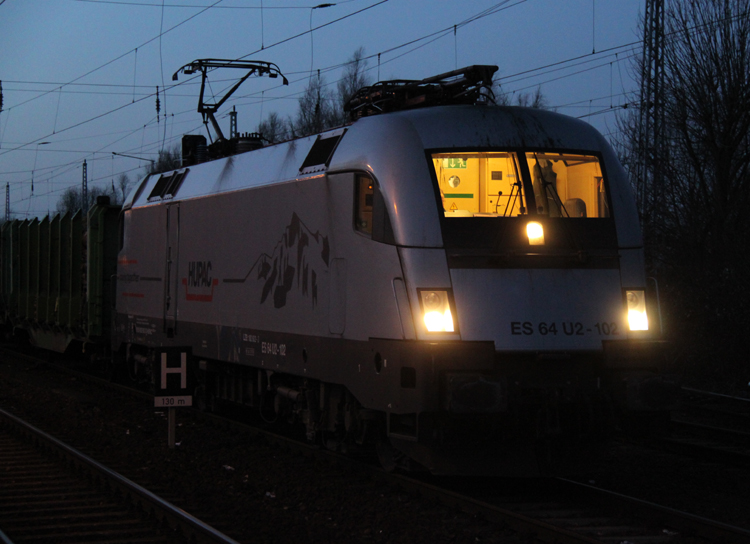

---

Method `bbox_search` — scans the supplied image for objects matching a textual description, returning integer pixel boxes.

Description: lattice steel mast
[635,0,667,248]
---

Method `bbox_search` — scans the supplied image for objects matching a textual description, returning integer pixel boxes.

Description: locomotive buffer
[154,348,194,448]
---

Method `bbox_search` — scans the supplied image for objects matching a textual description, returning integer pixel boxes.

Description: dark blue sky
[0,0,643,218]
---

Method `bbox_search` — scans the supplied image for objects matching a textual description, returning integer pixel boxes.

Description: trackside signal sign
[154,348,194,407]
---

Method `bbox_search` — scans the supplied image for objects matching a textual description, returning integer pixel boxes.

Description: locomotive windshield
[432,151,609,218]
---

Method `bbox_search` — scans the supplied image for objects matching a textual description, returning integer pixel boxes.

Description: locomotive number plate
[510,321,620,336]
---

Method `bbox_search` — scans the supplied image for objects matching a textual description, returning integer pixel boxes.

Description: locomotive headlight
[626,289,649,331]
[419,289,456,332]
[526,221,545,245]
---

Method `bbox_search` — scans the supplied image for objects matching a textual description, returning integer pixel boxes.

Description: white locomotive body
[114,87,673,474]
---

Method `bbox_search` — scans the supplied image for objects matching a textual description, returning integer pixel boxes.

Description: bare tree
[619,0,750,384]
[333,47,370,124]
[493,80,549,109]
[56,185,118,215]
[56,186,83,215]
[291,72,338,138]
[289,48,372,137]
[257,111,288,144]
[146,145,181,175]
[116,173,131,203]
[513,86,549,109]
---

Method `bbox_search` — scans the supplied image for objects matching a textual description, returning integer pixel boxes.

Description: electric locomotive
[112,65,674,474]
[1,65,676,475]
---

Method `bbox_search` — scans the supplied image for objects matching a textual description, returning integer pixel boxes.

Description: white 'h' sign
[161,352,187,389]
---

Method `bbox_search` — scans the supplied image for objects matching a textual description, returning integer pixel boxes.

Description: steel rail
[671,419,750,444]
[553,478,750,543]
[0,407,240,544]
[0,352,625,543]
[682,387,750,403]
[4,348,750,543]
[384,474,603,544]
[649,419,750,467]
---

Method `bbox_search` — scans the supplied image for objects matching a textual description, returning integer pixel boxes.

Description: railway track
[0,407,239,544]
[417,475,750,544]
[655,418,750,466]
[680,387,750,428]
[202,416,750,543]
[3,350,750,543]
[643,387,750,466]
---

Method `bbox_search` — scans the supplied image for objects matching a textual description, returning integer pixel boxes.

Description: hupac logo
[182,260,218,302]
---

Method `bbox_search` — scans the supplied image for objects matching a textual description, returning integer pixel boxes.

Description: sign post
[154,348,193,448]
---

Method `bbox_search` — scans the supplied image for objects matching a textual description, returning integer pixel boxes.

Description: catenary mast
[635,0,667,257]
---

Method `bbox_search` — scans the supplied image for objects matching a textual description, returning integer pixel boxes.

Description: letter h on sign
[155,348,193,396]
[154,347,193,408]
[161,351,187,390]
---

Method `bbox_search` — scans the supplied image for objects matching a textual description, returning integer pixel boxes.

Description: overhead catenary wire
[2,3,393,198]
[505,49,639,97]
[2,2,623,187]
[3,87,199,98]
[7,0,504,149]
[132,47,138,103]
[4,4,590,205]
[74,0,359,8]
[159,0,168,150]
[0,0,388,162]
[6,1,748,158]
[1,0,226,116]
[15,1,742,217]
[214,0,527,112]
[0,114,186,181]
[7,119,198,211]
[52,87,63,134]
[0,56,217,164]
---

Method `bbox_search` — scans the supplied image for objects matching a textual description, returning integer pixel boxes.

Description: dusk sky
[0,0,645,219]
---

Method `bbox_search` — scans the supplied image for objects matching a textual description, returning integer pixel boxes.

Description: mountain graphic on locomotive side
[0,64,678,475]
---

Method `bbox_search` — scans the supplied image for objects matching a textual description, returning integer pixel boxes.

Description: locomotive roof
[126,104,639,248]
[127,104,616,211]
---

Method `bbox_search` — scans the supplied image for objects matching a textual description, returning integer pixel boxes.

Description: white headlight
[626,290,649,331]
[526,221,544,245]
[419,290,456,332]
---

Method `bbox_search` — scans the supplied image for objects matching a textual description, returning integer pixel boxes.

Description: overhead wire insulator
[156,86,161,123]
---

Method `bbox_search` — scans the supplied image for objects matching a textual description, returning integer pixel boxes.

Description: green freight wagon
[0,198,119,354]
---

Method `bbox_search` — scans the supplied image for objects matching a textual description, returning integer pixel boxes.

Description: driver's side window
[354,174,374,236]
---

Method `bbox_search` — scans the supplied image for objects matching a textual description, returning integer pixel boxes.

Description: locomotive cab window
[355,175,374,235]
[354,174,395,244]
[525,153,608,218]
[431,151,616,251]
[431,151,609,218]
